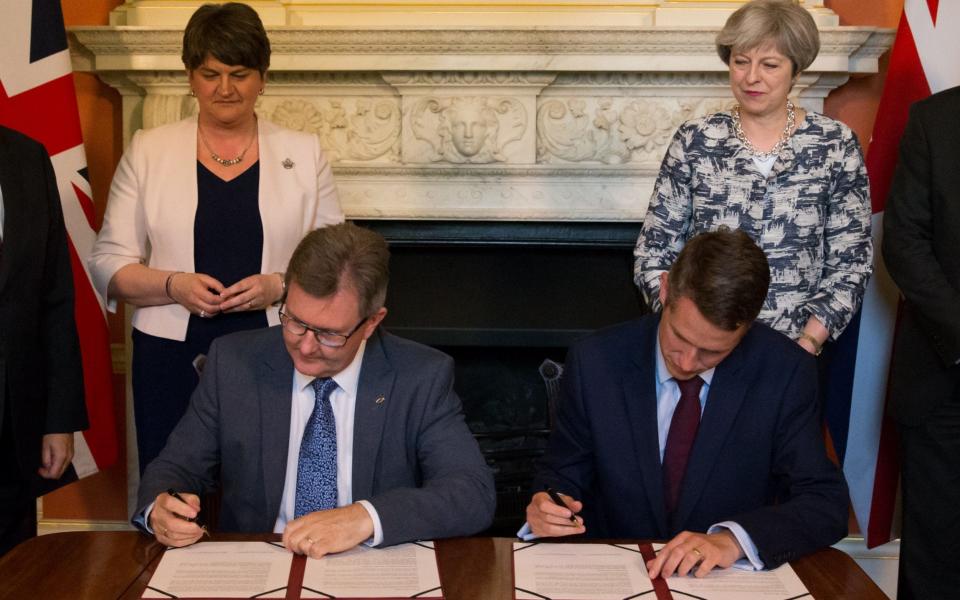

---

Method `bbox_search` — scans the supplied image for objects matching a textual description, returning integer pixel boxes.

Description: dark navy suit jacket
[533,314,848,568]
[883,85,960,426]
[0,127,87,489]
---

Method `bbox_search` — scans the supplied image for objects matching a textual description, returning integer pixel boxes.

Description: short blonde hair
[716,0,820,76]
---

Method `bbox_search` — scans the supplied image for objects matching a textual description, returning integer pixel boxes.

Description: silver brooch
[282,158,294,169]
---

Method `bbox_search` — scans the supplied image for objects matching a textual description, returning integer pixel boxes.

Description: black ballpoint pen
[545,487,579,523]
[167,488,210,536]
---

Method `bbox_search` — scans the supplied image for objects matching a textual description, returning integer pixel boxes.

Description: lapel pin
[282,158,294,169]
[375,395,385,405]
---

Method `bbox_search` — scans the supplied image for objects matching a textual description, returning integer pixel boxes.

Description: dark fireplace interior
[356,220,648,535]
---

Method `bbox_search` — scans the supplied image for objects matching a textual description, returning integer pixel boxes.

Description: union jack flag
[0,0,119,479]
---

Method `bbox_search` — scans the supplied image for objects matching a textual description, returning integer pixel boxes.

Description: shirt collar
[293,339,367,398]
[655,332,715,387]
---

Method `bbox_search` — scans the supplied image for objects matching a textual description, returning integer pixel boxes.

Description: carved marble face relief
[447,101,497,157]
[410,97,526,163]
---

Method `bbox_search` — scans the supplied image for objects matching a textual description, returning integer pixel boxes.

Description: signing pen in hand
[545,487,579,523]
[167,488,210,537]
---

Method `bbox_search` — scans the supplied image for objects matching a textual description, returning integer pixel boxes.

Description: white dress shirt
[273,339,384,545]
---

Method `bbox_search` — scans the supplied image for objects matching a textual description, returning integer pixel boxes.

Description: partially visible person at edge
[883,86,960,600]
[90,3,343,472]
[633,0,872,359]
[0,127,89,556]
[524,229,848,578]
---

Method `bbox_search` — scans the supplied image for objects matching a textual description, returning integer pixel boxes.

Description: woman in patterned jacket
[633,0,872,357]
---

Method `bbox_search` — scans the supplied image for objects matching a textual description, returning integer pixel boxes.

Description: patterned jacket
[634,111,873,340]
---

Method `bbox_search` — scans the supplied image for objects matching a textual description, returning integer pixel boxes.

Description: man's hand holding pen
[526,489,586,538]
[150,489,209,547]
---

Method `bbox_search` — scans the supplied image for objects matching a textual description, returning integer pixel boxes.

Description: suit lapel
[623,317,669,537]
[258,332,295,524]
[351,330,394,501]
[673,336,748,528]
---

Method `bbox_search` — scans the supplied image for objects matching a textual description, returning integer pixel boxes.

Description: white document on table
[142,541,292,599]
[652,543,811,600]
[513,542,654,600]
[300,541,442,599]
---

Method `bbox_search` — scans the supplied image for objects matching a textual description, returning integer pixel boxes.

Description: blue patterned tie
[295,377,339,518]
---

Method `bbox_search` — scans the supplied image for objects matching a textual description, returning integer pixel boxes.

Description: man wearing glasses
[134,223,494,557]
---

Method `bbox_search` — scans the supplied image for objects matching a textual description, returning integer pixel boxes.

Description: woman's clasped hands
[218,273,284,313]
[167,271,284,317]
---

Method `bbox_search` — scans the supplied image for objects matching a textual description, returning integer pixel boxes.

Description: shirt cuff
[516,522,539,542]
[708,521,765,571]
[134,501,156,534]
[356,500,383,547]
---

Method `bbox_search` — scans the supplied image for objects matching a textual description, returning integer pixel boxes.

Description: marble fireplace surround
[69,12,893,223]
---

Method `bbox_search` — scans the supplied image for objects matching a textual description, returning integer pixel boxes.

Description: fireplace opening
[357,220,647,534]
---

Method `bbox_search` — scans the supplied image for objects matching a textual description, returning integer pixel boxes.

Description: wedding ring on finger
[306,537,315,546]
[199,309,207,318]
[691,547,703,560]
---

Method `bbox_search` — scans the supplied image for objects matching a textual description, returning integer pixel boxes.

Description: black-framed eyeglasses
[278,305,368,348]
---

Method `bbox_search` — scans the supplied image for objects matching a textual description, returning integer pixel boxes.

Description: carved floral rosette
[537,96,736,166]
[267,97,402,163]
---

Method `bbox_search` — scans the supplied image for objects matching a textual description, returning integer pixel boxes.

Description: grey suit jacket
[136,326,495,546]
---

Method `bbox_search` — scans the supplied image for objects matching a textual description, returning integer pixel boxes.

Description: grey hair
[716,0,820,76]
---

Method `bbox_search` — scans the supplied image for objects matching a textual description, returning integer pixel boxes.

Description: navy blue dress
[132,162,268,472]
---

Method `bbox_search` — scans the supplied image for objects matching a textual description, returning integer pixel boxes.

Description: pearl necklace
[732,100,796,160]
[198,125,256,167]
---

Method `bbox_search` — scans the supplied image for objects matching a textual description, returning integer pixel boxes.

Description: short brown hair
[665,229,769,331]
[182,3,270,75]
[716,0,820,76]
[285,223,390,318]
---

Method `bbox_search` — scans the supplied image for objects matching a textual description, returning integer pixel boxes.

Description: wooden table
[0,532,887,599]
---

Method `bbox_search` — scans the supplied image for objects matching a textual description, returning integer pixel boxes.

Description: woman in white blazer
[90,3,343,472]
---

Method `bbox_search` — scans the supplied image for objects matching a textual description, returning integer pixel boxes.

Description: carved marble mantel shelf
[69,25,894,222]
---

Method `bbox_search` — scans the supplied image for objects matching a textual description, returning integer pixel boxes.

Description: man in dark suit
[525,229,847,578]
[0,126,88,556]
[882,86,960,600]
[137,222,495,557]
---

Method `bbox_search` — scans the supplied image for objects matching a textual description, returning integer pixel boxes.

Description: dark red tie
[662,376,704,517]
